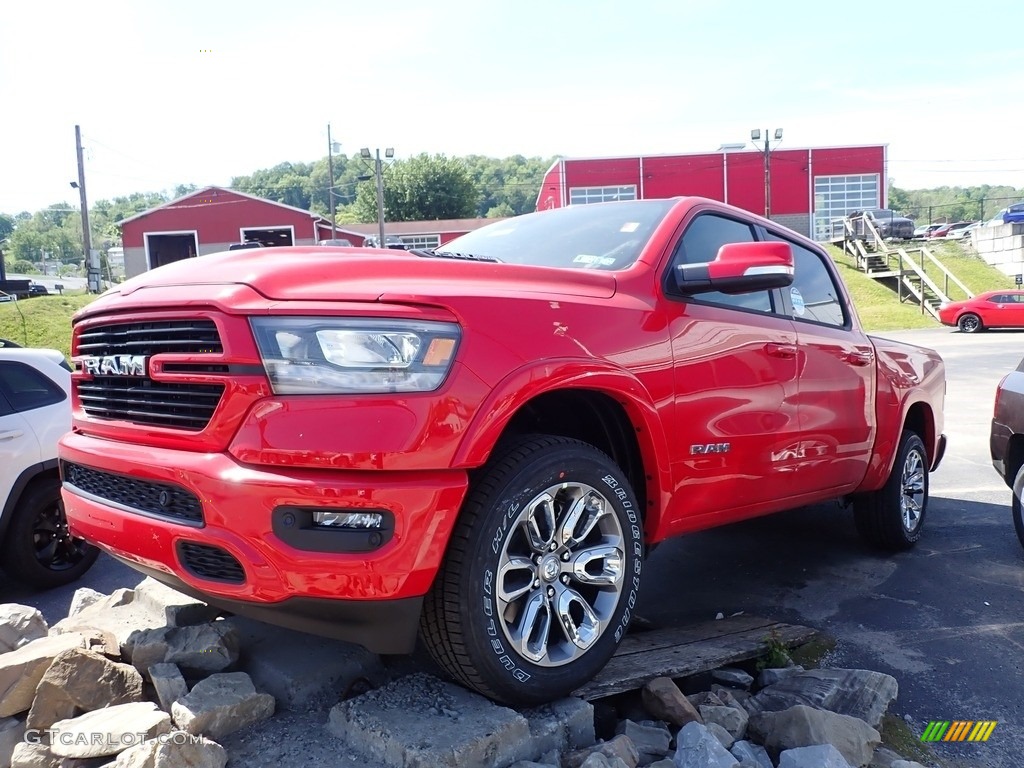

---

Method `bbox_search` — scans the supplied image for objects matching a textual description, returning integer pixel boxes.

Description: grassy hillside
[0,242,1015,354]
[0,294,95,359]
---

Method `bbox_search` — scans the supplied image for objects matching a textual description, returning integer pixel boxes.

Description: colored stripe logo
[921,720,997,742]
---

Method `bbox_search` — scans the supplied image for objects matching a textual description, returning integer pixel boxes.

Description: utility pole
[751,128,782,219]
[75,125,99,292]
[374,150,386,249]
[327,123,337,240]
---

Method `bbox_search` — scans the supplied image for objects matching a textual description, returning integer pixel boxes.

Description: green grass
[0,294,96,359]
[828,239,1014,332]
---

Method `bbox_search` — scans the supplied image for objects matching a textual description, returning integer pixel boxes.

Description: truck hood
[112,247,617,305]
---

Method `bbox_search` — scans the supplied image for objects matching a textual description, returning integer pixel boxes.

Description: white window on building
[813,174,880,240]
[401,235,441,250]
[568,185,638,205]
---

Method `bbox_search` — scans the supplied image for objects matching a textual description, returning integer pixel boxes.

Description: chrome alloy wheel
[900,447,926,532]
[495,482,625,668]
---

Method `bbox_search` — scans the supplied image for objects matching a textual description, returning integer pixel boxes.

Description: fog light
[312,511,383,529]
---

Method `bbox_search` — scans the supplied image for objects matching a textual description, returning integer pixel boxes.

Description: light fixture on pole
[751,127,783,219]
[359,147,394,248]
[327,124,342,240]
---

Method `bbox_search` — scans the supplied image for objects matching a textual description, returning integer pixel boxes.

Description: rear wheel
[1011,465,1024,551]
[854,430,928,551]
[421,435,643,705]
[1,479,99,588]
[957,313,982,333]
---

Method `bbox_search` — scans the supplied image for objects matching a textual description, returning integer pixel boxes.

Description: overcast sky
[2,0,1022,214]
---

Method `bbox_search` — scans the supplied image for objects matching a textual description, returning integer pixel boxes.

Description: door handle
[764,343,797,359]
[843,351,874,367]
[0,430,24,441]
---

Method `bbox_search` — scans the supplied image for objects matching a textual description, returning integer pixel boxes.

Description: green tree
[231,162,314,209]
[12,259,36,274]
[352,154,478,222]
[463,155,553,216]
[0,214,13,240]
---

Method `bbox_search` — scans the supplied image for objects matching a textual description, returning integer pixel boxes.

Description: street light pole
[74,125,99,292]
[360,147,395,247]
[327,124,337,240]
[752,128,783,219]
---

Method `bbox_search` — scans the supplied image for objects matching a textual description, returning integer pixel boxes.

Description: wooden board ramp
[573,615,818,701]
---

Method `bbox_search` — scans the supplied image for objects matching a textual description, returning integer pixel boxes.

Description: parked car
[1,345,98,587]
[949,222,981,240]
[913,224,943,238]
[928,223,953,238]
[319,239,353,247]
[27,283,50,297]
[992,202,1024,225]
[59,198,946,706]
[938,290,1024,333]
[228,242,265,251]
[362,235,408,250]
[848,209,915,240]
[990,356,1024,548]
[942,221,976,239]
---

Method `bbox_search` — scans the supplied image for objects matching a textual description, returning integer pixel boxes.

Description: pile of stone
[0,583,935,768]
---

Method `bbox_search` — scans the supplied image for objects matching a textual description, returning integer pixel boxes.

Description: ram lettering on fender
[421,434,644,706]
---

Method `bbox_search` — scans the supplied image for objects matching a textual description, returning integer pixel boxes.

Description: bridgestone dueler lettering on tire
[420,434,643,706]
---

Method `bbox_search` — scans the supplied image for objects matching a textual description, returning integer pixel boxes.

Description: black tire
[1,479,99,589]
[957,313,982,333]
[421,435,643,706]
[1011,464,1024,551]
[854,430,928,551]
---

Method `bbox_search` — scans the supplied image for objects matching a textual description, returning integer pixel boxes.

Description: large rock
[730,740,772,768]
[148,663,189,713]
[49,702,171,758]
[615,720,670,763]
[27,648,145,730]
[10,742,100,768]
[67,588,105,618]
[0,606,47,654]
[712,668,754,690]
[749,705,880,768]
[108,735,227,768]
[126,623,239,677]
[132,578,219,627]
[700,705,748,740]
[757,666,805,688]
[327,673,532,768]
[522,697,595,756]
[642,677,702,727]
[1,716,26,768]
[225,616,384,710]
[672,722,738,768]
[745,668,897,728]
[563,735,639,768]
[778,744,854,768]
[0,631,117,717]
[171,672,274,740]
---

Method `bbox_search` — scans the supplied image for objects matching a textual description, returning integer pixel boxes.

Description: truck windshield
[439,199,675,271]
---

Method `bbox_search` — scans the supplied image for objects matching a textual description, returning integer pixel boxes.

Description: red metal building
[535,145,887,240]
[119,186,347,278]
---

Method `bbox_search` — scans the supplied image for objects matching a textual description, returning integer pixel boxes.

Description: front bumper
[59,431,468,654]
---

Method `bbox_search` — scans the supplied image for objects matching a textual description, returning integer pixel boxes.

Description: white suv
[0,341,98,587]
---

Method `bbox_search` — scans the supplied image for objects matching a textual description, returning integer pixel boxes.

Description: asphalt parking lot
[5,325,1022,765]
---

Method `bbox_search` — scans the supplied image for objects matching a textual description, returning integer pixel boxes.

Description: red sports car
[938,290,1024,333]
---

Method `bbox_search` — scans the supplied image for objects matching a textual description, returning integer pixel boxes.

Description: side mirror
[675,241,794,295]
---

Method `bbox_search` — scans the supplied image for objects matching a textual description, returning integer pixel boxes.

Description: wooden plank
[574,619,818,701]
[613,615,777,656]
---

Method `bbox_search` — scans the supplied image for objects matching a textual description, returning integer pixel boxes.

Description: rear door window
[0,362,67,413]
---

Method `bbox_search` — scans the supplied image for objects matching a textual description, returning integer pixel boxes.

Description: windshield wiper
[412,249,502,263]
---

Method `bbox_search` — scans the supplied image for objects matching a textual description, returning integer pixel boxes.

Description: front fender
[451,358,672,533]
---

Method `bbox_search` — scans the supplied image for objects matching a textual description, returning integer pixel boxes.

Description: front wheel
[421,435,643,706]
[1011,465,1024,551]
[854,430,928,551]
[958,313,982,333]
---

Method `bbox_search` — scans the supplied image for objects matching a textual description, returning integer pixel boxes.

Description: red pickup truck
[60,198,946,705]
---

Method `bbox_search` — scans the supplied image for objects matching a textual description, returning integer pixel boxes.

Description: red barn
[535,145,888,240]
[119,186,361,278]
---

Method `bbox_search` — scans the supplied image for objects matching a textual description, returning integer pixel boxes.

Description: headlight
[250,317,460,394]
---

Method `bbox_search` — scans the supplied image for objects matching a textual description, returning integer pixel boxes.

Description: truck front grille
[178,542,245,584]
[63,462,204,525]
[76,319,225,430]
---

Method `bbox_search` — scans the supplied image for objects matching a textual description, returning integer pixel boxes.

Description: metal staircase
[837,216,974,320]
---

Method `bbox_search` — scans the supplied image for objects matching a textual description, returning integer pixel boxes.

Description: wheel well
[497,389,647,514]
[0,464,60,540]
[903,402,933,461]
